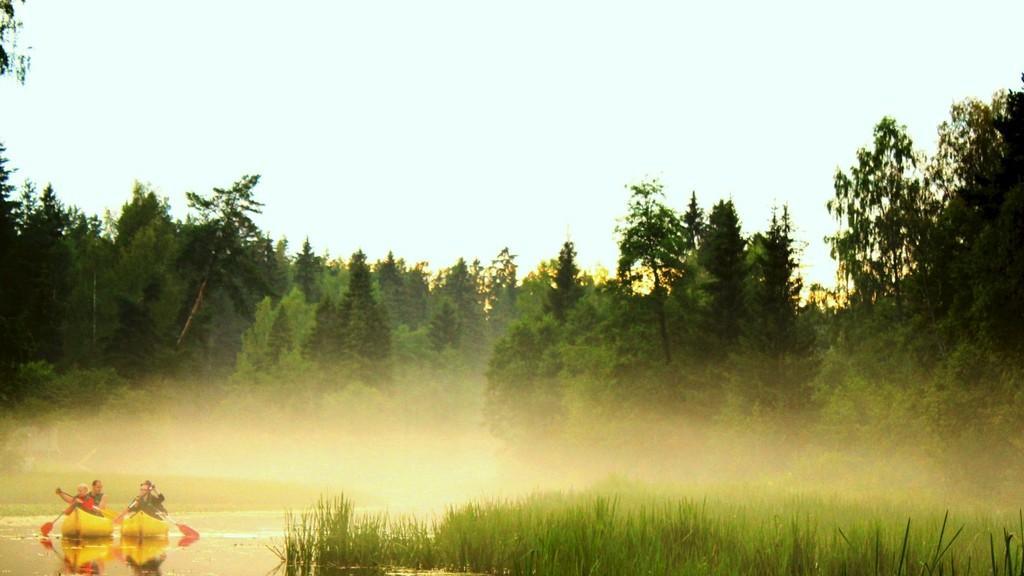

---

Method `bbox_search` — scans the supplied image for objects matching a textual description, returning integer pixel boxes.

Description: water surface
[0,511,285,575]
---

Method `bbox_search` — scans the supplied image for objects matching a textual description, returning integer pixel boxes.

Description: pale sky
[1,1,1021,287]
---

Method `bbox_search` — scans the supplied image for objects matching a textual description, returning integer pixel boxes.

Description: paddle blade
[176,523,199,539]
[40,521,55,536]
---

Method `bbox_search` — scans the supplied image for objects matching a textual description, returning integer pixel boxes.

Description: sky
[1,1,1021,287]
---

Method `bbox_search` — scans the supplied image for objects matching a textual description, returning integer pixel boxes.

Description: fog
[4,374,1014,516]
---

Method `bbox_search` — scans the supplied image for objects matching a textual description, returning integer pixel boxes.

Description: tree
[307,297,344,362]
[177,175,267,348]
[106,282,161,377]
[62,209,115,367]
[486,247,518,337]
[18,183,70,363]
[615,180,684,363]
[545,240,582,322]
[827,117,934,307]
[107,183,182,372]
[337,250,390,363]
[0,142,23,371]
[376,251,405,328]
[266,305,292,366]
[293,238,322,303]
[403,262,431,329]
[929,92,1008,208]
[435,258,486,355]
[701,199,747,349]
[0,0,29,82]
[428,299,459,352]
[749,205,802,357]
[681,191,706,251]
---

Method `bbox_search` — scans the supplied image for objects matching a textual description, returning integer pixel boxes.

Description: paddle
[40,510,67,537]
[158,512,200,539]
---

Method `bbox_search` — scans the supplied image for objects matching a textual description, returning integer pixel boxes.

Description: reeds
[274,491,1024,575]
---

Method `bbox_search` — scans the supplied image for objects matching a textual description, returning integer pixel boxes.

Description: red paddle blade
[176,523,199,539]
[40,522,55,536]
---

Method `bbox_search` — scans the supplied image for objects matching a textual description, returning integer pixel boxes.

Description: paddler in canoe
[115,480,199,539]
[55,483,102,514]
[42,482,114,538]
[116,480,168,520]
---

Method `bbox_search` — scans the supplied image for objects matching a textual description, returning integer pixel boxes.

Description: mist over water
[7,372,1012,517]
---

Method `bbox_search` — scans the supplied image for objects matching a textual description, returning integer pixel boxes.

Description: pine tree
[376,251,405,328]
[546,240,582,322]
[429,299,460,351]
[308,297,344,362]
[338,250,390,361]
[486,247,518,337]
[0,143,23,372]
[751,206,802,357]
[293,238,322,303]
[435,258,486,351]
[403,262,430,329]
[701,199,747,349]
[108,184,182,373]
[19,183,71,363]
[682,191,706,251]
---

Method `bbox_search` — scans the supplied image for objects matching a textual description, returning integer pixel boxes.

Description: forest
[2,74,1023,499]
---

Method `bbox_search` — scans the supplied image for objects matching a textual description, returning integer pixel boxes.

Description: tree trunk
[176,277,208,348]
[653,272,672,364]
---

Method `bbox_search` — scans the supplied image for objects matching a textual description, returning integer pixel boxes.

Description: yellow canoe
[121,511,169,539]
[61,508,114,538]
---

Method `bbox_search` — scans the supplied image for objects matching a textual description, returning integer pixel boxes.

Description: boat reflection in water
[43,534,197,575]
[45,537,114,574]
[119,538,170,575]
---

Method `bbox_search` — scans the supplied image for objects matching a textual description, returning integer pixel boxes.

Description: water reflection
[43,535,197,575]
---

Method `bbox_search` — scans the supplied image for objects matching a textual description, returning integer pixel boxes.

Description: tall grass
[274,490,1024,575]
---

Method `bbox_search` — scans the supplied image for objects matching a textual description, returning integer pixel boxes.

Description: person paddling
[115,480,167,522]
[88,479,107,511]
[55,484,102,516]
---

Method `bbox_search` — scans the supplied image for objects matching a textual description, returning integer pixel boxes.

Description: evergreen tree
[546,240,582,322]
[486,247,518,337]
[435,258,486,353]
[429,299,459,352]
[307,297,344,362]
[269,237,291,298]
[106,281,161,377]
[0,143,23,372]
[108,184,182,373]
[681,191,706,251]
[177,174,270,362]
[18,183,71,363]
[376,251,405,328]
[338,250,390,362]
[403,262,431,329]
[701,199,747,349]
[293,238,322,303]
[750,206,802,357]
